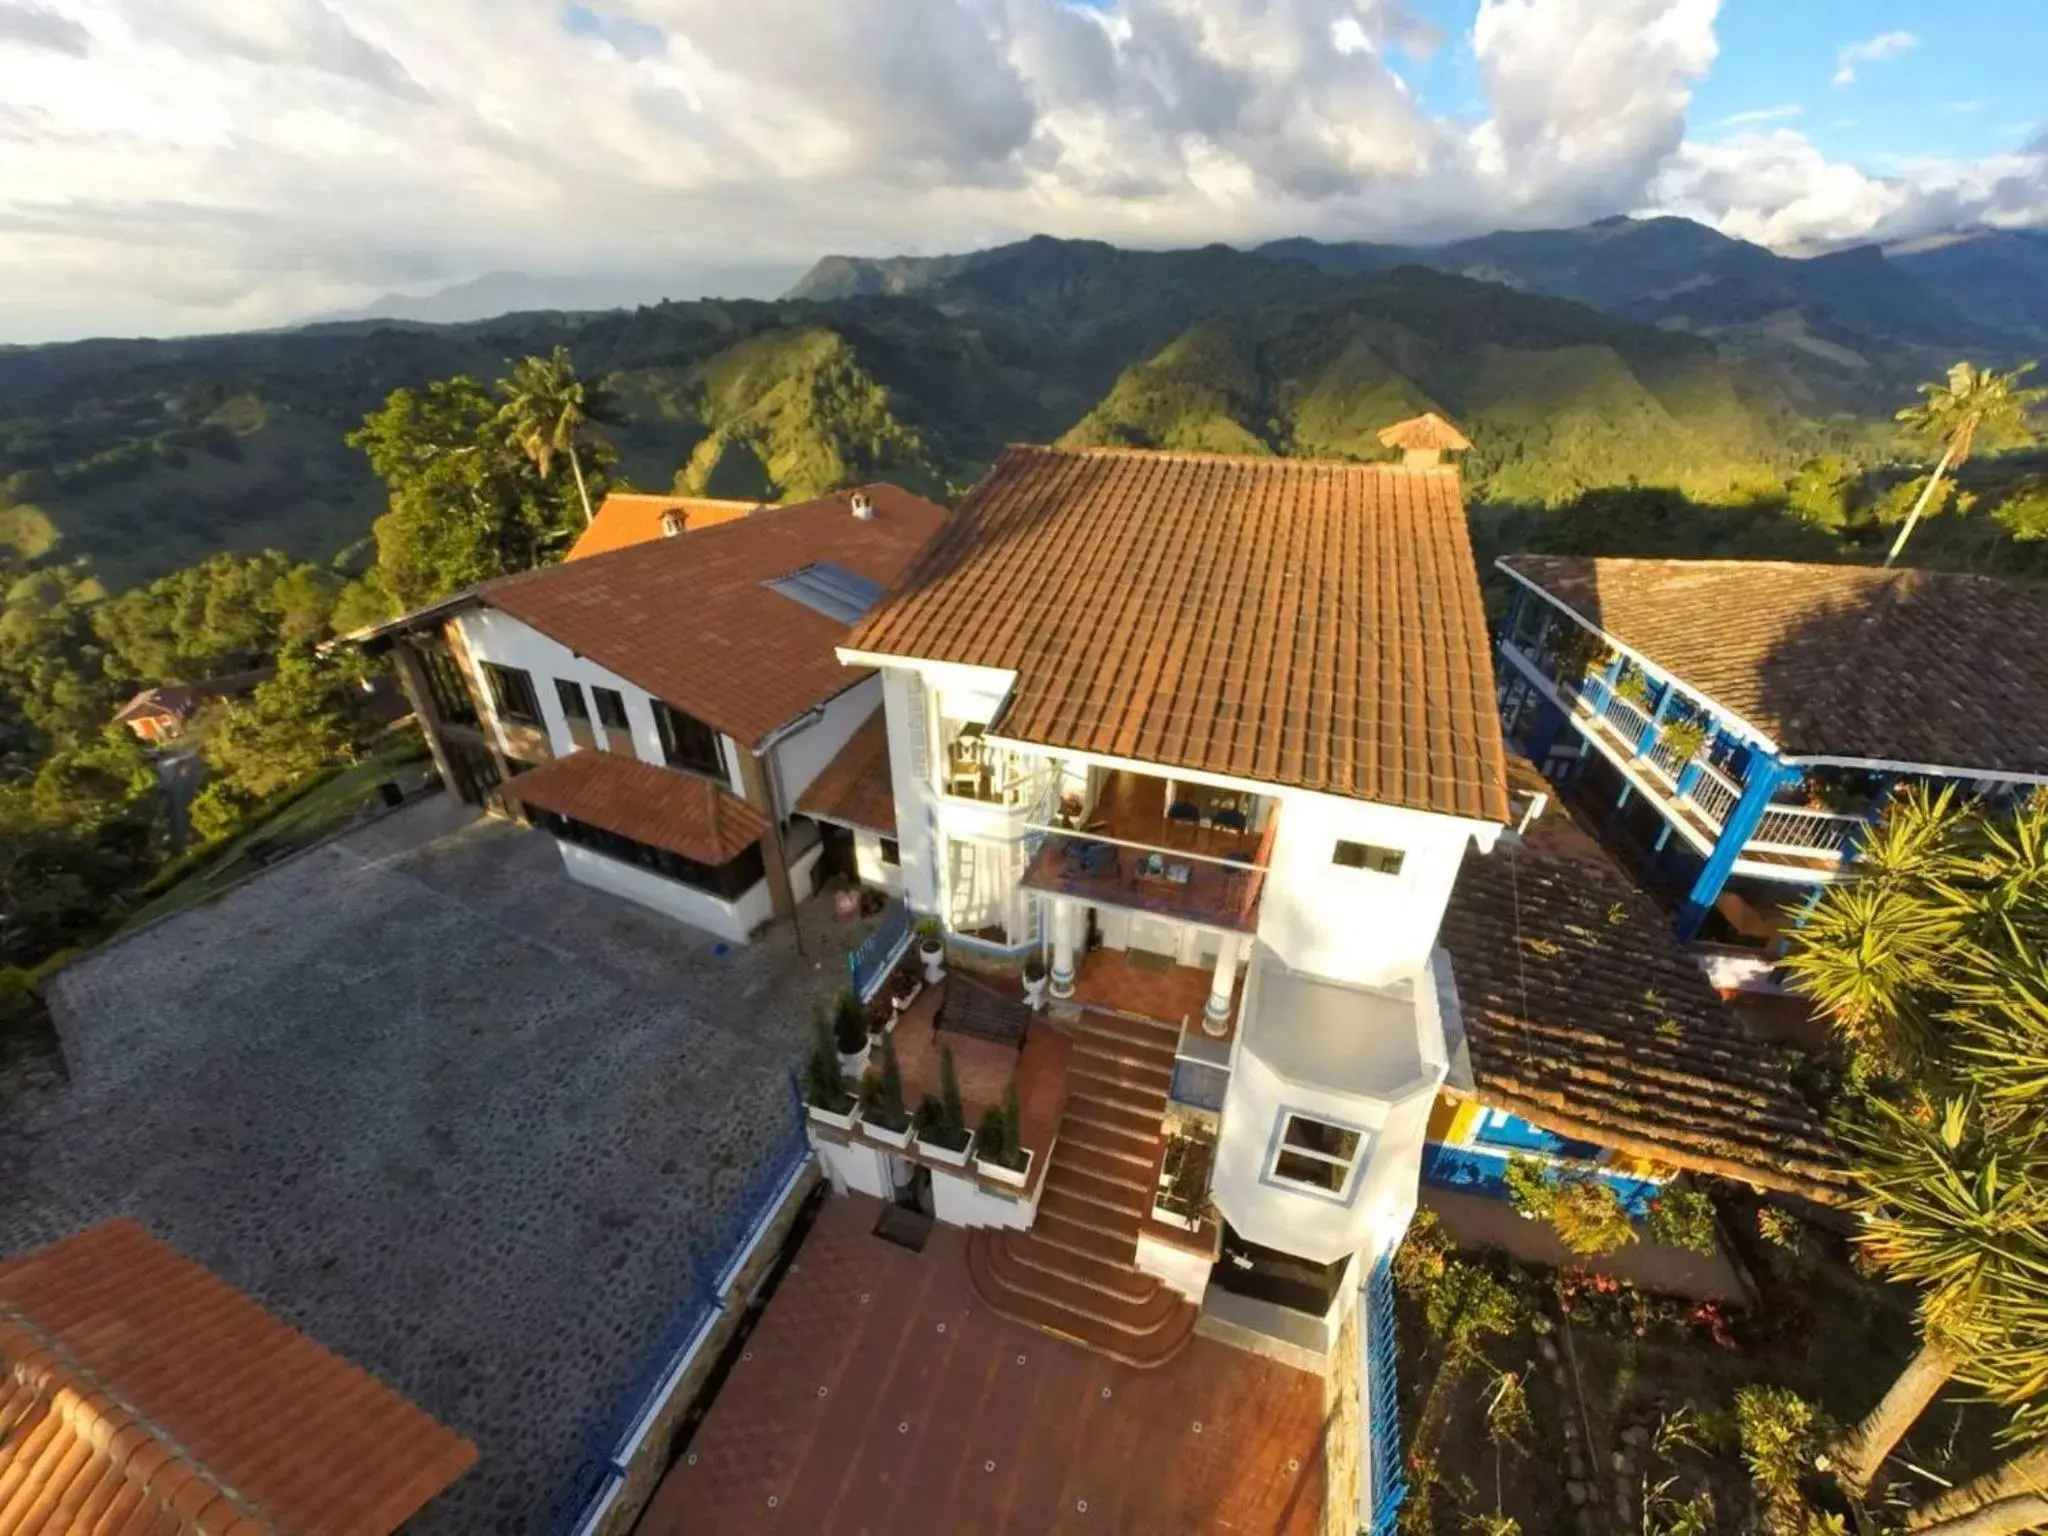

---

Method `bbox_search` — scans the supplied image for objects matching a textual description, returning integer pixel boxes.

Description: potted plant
[1659,717,1709,768]
[1021,955,1048,1010]
[973,1074,1032,1188]
[889,965,922,1019]
[916,917,946,984]
[859,1037,915,1149]
[832,987,870,1079]
[1151,1126,1213,1231]
[912,1045,973,1166]
[803,1011,858,1132]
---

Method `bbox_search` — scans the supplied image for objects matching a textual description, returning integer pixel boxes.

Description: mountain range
[2,215,2042,592]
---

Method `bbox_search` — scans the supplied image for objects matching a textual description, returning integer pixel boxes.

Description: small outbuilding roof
[1377,412,1471,452]
[567,492,770,561]
[1440,758,1850,1202]
[507,749,768,865]
[795,708,896,835]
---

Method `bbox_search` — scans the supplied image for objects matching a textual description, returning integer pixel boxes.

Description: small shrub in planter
[832,987,867,1055]
[913,1046,972,1163]
[803,1012,856,1127]
[974,1074,1030,1184]
[860,1036,914,1147]
[889,967,921,1010]
[1659,717,1709,767]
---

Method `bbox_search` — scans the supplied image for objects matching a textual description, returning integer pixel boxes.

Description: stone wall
[1324,1292,1363,1536]
[594,1165,823,1536]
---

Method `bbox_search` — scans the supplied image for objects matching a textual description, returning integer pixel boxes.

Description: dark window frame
[652,699,726,779]
[535,810,766,900]
[482,662,543,728]
[554,678,591,722]
[592,686,630,732]
[879,836,901,867]
[416,640,478,726]
[1332,839,1404,875]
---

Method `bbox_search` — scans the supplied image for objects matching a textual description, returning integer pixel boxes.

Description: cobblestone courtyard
[0,795,874,1534]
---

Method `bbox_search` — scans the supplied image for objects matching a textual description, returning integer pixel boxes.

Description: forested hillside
[2,217,2043,995]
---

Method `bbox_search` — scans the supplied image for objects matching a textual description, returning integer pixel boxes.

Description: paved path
[3,798,876,1534]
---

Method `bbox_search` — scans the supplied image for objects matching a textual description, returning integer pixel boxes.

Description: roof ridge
[1001,442,1458,473]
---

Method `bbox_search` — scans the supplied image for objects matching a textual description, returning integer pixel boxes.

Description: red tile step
[1072,1012,1182,1057]
[980,1233,1184,1334]
[1059,1116,1159,1169]
[968,1231,1198,1369]
[1064,1095,1165,1144]
[1039,1187,1141,1243]
[1045,1162,1150,1219]
[1003,1233,1159,1302]
[1069,1045,1175,1096]
[1068,1057,1172,1105]
[1034,1209,1139,1266]
[1054,1141,1155,1193]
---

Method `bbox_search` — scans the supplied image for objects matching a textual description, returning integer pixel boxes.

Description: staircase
[966,1009,1199,1368]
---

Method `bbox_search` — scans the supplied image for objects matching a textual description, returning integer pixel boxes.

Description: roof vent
[849,490,875,520]
[660,510,686,537]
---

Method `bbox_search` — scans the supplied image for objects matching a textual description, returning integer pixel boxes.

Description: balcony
[1021,770,1277,932]
[1501,636,1867,882]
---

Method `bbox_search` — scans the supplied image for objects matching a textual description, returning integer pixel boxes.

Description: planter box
[807,1100,859,1133]
[890,980,923,1016]
[1150,1202,1201,1234]
[865,1117,915,1151]
[838,1043,871,1080]
[916,1130,974,1168]
[975,1147,1034,1189]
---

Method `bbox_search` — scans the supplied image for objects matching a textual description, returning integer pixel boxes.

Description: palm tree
[1885,361,2044,566]
[1831,1095,2048,1502]
[495,346,618,525]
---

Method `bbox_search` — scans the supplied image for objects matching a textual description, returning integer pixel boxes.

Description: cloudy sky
[1,0,2042,343]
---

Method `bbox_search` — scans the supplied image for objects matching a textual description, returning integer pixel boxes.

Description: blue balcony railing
[846,899,912,1002]
[1365,1254,1407,1536]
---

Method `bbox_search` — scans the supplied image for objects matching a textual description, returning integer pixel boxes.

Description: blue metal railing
[545,1071,813,1535]
[1169,1057,1228,1112]
[847,899,912,1001]
[1365,1254,1407,1536]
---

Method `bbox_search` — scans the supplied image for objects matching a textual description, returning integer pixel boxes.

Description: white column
[1050,897,1078,999]
[1204,932,1243,1034]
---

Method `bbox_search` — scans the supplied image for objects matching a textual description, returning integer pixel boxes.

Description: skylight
[764,562,884,624]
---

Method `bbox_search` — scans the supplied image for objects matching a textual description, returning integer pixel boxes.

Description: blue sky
[1393,0,2041,164]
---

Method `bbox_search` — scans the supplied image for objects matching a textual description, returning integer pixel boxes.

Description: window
[554,679,590,721]
[592,687,629,732]
[536,810,767,899]
[415,641,477,725]
[1332,840,1404,875]
[482,663,541,727]
[1268,1113,1366,1198]
[652,700,725,778]
[879,837,901,867]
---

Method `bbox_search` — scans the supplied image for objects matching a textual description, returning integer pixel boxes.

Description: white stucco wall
[452,608,748,796]
[931,1165,1035,1230]
[1257,790,1487,988]
[768,677,883,814]
[1136,1233,1214,1303]
[853,829,905,896]
[813,1137,896,1200]
[880,667,939,913]
[554,842,766,944]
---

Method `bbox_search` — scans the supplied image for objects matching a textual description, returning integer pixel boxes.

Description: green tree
[348,376,570,615]
[198,645,365,801]
[92,551,338,684]
[496,346,618,525]
[1886,361,2044,566]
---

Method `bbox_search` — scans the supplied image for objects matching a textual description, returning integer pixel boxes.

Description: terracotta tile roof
[567,492,770,561]
[1379,412,1471,451]
[507,749,768,863]
[1440,759,1849,1203]
[794,707,895,834]
[1502,555,2048,775]
[0,1219,475,1535]
[845,446,1511,823]
[486,483,948,748]
[112,686,193,724]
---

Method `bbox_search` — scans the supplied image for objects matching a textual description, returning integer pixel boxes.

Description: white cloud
[1831,28,1916,88]
[0,1,89,55]
[1645,127,2048,250]
[0,0,2037,342]
[1716,103,1802,128]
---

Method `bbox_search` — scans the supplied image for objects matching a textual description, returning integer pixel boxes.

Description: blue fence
[545,1071,813,1535]
[847,899,912,1001]
[1169,1057,1229,1112]
[1364,1254,1407,1536]
[1420,1141,1662,1216]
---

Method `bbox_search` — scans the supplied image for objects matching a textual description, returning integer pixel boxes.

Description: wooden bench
[935,976,1030,1049]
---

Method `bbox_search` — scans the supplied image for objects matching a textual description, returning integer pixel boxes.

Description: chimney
[849,490,875,520]
[660,510,686,537]
[1376,412,1472,470]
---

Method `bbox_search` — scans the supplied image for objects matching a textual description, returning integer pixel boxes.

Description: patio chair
[1212,807,1249,839]
[1167,799,1202,845]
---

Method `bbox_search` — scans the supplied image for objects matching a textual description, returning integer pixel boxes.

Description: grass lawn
[123,740,429,930]
[1393,1195,2004,1536]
